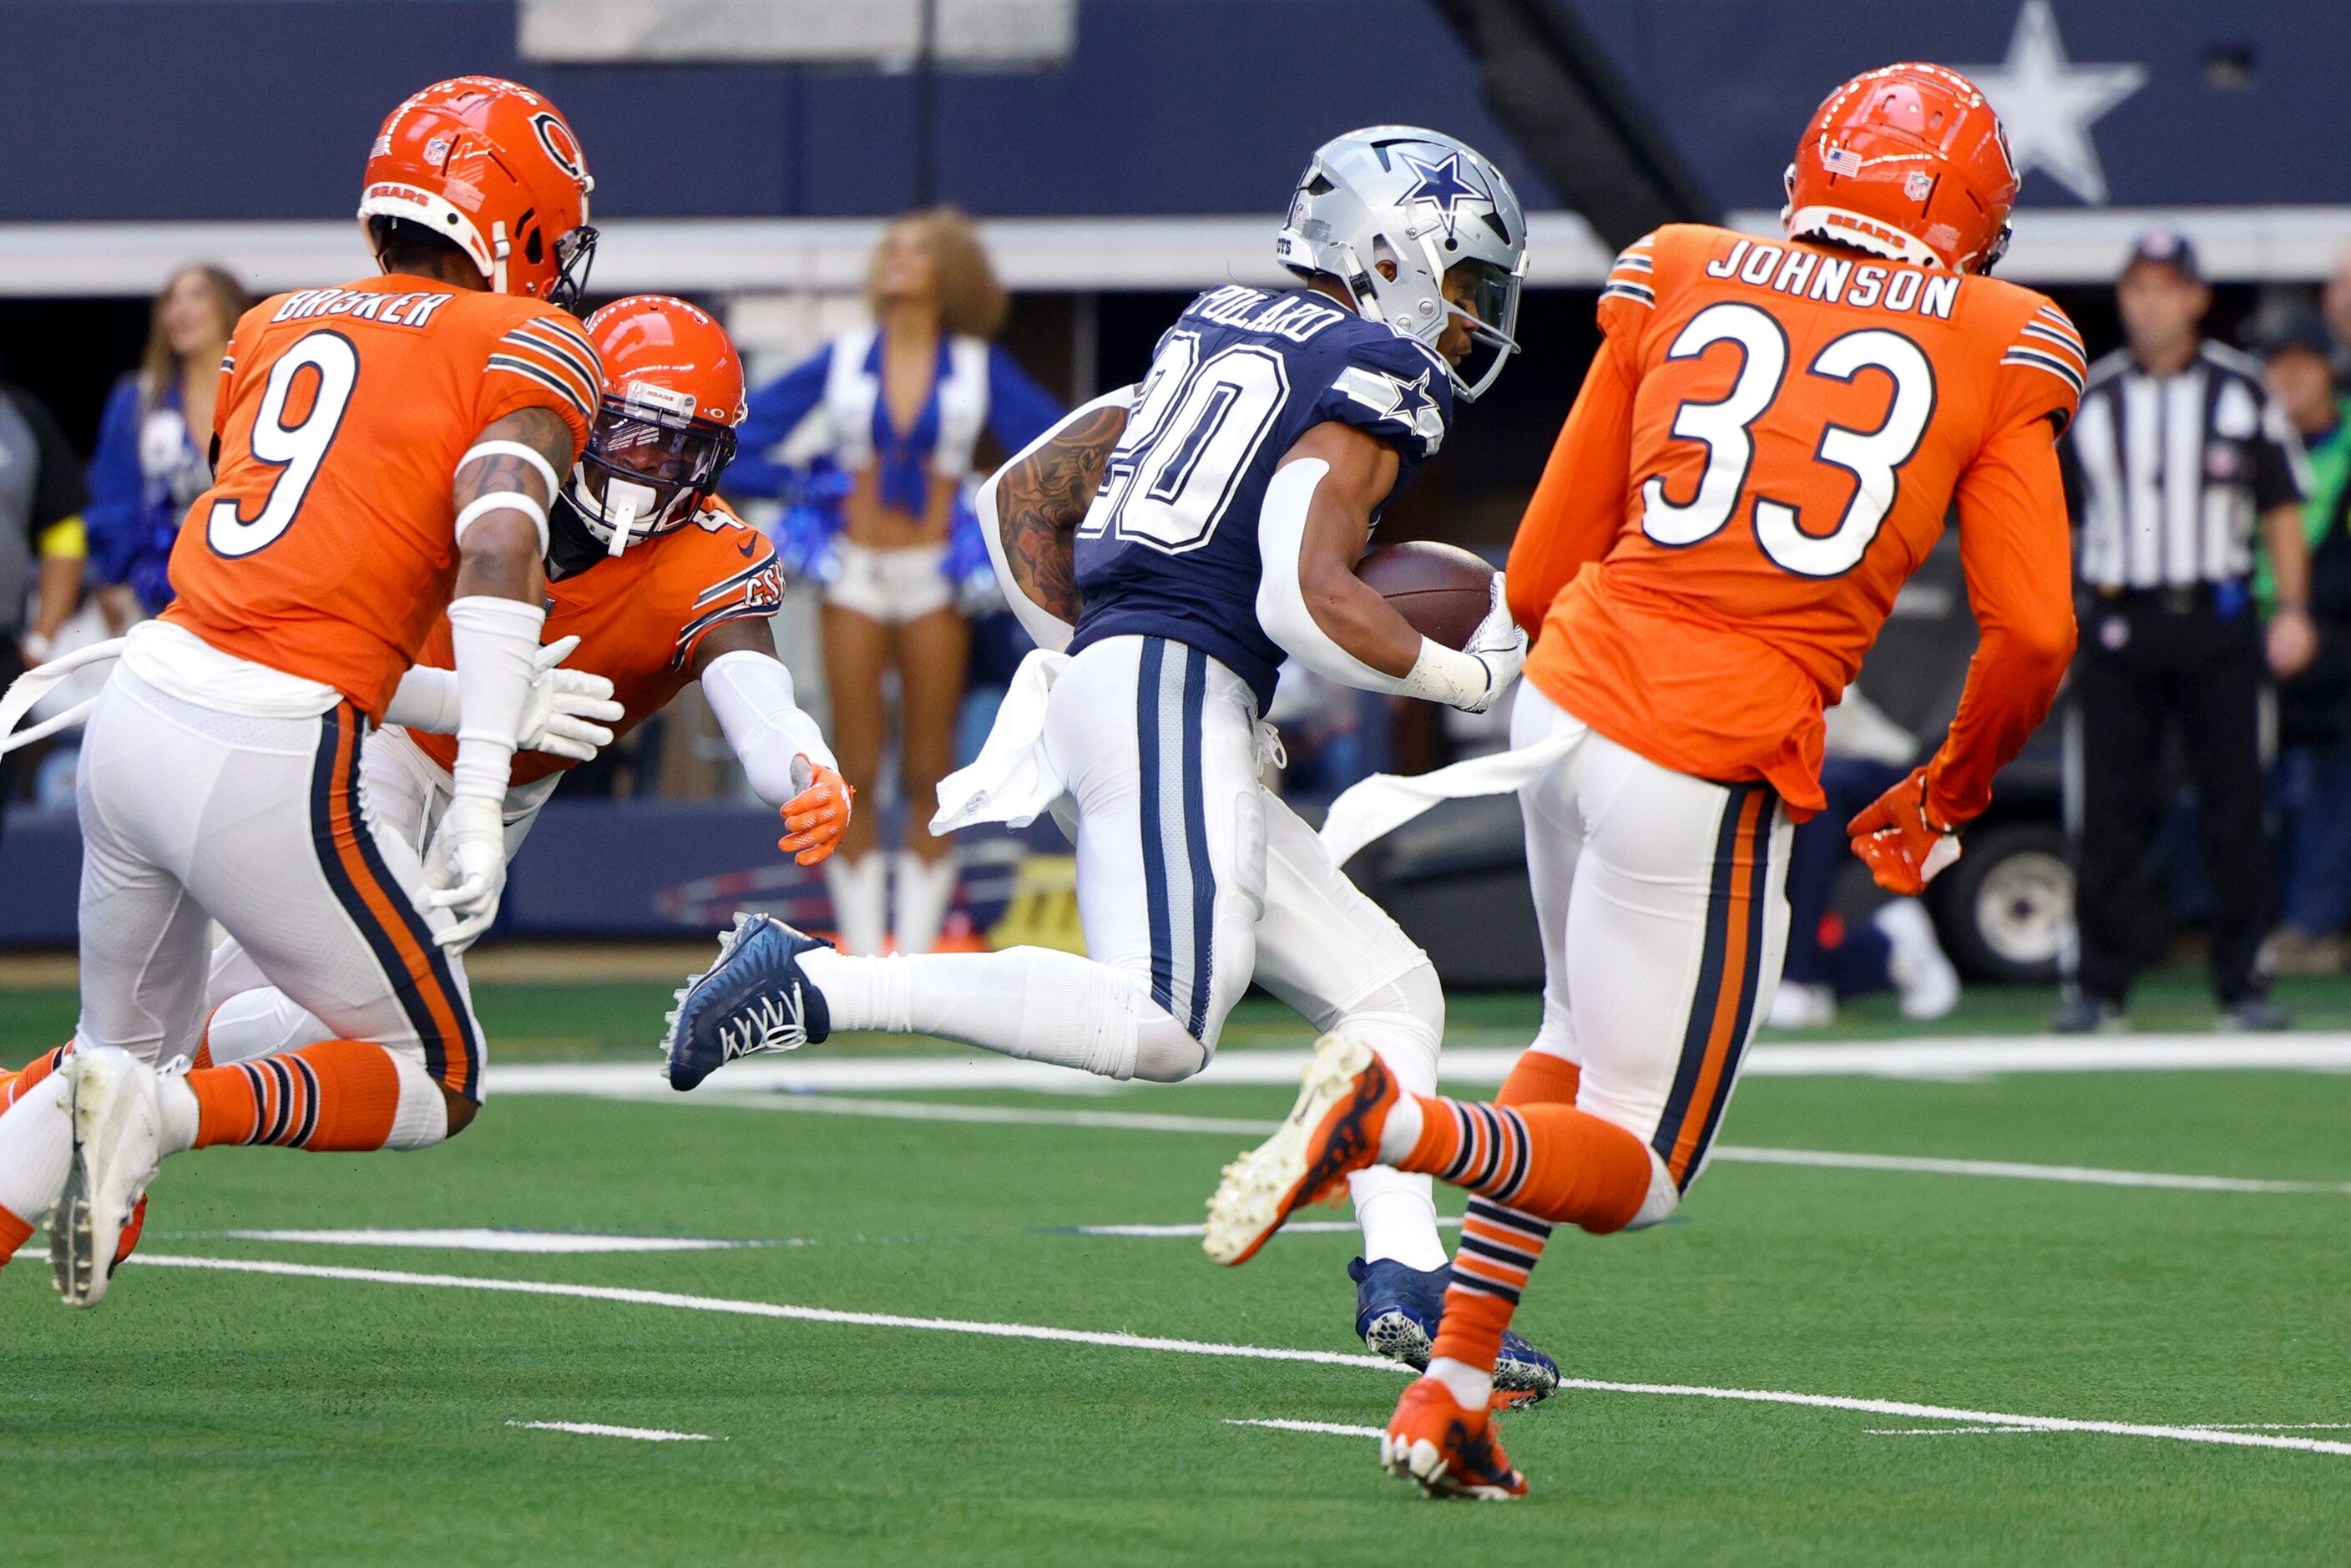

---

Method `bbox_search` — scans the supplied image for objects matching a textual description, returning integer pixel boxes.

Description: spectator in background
[2058,232,2313,1033]
[727,210,1062,956]
[2258,316,2351,973]
[0,376,91,843]
[85,265,249,625]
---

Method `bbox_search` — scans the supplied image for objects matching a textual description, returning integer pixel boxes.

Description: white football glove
[1449,573,1529,714]
[519,635,624,761]
[422,793,508,952]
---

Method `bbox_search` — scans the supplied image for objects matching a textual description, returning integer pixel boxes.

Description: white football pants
[1511,680,1793,1215]
[201,728,553,1064]
[802,635,1449,1262]
[74,668,485,1100]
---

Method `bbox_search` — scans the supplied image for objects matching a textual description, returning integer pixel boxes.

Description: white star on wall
[1962,0,2145,205]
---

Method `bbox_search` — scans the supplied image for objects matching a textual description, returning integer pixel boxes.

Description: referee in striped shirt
[2059,232,2314,1032]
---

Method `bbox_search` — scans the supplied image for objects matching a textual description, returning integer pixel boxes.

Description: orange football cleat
[1202,1032,1398,1266]
[1382,1376,1529,1500]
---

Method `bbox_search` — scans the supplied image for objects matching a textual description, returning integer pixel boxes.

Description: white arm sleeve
[978,385,1136,655]
[446,595,547,801]
[1253,458,1509,709]
[701,648,836,806]
[382,665,461,734]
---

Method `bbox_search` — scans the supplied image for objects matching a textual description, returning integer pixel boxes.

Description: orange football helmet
[1782,63,2017,275]
[569,296,746,553]
[359,76,597,308]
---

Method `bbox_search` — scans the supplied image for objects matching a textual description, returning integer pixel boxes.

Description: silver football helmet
[1277,126,1528,401]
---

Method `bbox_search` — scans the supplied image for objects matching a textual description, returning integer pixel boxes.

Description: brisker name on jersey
[1702,240,1960,321]
[271,287,456,328]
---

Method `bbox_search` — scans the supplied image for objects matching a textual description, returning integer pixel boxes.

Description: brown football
[1357,539,1496,650]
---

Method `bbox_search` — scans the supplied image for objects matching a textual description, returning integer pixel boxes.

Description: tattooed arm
[978,388,1131,649]
[453,404,571,604]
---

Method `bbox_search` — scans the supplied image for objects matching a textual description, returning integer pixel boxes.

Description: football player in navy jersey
[659,128,1545,1388]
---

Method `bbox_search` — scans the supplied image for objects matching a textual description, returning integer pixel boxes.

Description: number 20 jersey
[1069,285,1454,707]
[162,275,600,719]
[1512,224,2085,819]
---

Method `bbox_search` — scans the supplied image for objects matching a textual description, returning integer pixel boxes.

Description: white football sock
[1335,995,1447,1271]
[1378,1093,1424,1166]
[201,989,336,1066]
[385,1051,451,1151]
[823,851,888,956]
[798,945,1208,1083]
[1348,1167,1448,1272]
[891,850,959,955]
[156,1072,199,1156]
[1427,1355,1494,1412]
[0,1074,73,1223]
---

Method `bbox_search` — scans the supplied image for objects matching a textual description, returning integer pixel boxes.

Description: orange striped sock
[1401,1096,1651,1234]
[190,1041,403,1151]
[1496,1049,1580,1110]
[0,1200,32,1274]
[3,1044,73,1111]
[1431,1197,1553,1375]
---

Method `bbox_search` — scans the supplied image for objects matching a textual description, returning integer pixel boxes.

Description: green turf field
[4,977,2349,1565]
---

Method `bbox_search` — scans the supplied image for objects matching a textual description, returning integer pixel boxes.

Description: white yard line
[613,1090,2351,1198]
[1227,1418,1385,1439]
[507,1419,718,1443]
[486,1034,2351,1100]
[1055,1219,1459,1237]
[1708,1147,2351,1196]
[123,1252,2351,1461]
[205,1229,804,1253]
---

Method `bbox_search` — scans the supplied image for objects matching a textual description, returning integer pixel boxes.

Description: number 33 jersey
[1069,285,1454,708]
[162,275,601,718]
[1509,224,2084,820]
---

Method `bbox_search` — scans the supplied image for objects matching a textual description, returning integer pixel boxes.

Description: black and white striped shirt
[2065,341,2308,591]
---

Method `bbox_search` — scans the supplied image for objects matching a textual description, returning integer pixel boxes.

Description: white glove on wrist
[422,793,508,951]
[1393,573,1528,714]
[519,635,623,762]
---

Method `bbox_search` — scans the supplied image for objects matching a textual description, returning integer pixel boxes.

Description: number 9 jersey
[1508,223,2084,822]
[161,277,602,717]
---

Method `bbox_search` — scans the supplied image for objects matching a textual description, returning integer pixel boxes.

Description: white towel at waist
[928,649,1072,833]
[0,637,125,755]
[1317,731,1582,867]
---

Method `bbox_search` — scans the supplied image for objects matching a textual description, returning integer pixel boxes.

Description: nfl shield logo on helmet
[1904,169,1935,201]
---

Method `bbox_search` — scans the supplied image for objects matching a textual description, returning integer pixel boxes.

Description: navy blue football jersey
[1068,284,1453,706]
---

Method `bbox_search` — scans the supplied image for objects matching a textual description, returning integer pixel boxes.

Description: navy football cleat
[1351,1257,1561,1406]
[660,912,832,1091]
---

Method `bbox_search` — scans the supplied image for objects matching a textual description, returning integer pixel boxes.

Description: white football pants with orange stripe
[73,665,484,1110]
[202,726,556,1062]
[1510,680,1793,1222]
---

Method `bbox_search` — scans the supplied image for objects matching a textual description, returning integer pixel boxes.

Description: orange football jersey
[163,276,602,717]
[407,499,785,787]
[1508,225,2082,821]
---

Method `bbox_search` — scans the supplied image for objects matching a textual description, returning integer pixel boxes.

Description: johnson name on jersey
[1069,284,1453,706]
[1514,222,2083,819]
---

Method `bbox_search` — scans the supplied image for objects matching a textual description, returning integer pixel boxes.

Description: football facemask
[570,397,738,556]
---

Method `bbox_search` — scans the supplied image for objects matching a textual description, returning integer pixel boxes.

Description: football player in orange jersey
[195,295,850,1065]
[1205,64,2082,1496]
[0,78,612,1308]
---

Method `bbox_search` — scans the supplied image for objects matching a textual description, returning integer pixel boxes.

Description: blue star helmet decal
[1398,149,1493,242]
